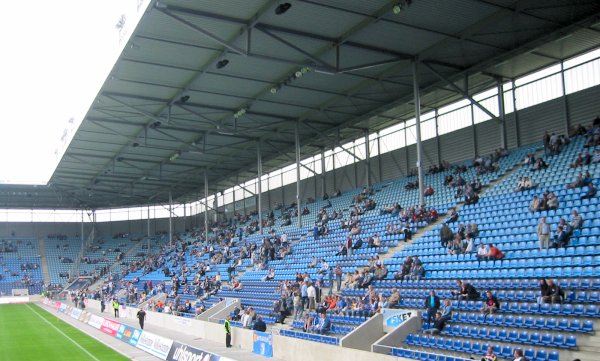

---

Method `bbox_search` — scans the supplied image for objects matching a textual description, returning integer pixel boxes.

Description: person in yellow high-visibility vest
[112,299,119,318]
[224,316,232,348]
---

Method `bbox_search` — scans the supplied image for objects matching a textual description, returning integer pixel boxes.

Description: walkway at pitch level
[38,301,284,361]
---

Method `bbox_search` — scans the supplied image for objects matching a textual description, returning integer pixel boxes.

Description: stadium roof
[2,0,600,209]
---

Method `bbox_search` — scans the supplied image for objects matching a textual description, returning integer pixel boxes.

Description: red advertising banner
[100,318,121,336]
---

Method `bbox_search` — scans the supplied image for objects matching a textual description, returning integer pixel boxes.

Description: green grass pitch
[0,303,129,361]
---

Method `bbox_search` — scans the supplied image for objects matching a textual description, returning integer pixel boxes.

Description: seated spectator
[486,244,504,261]
[483,346,498,361]
[466,223,479,238]
[570,210,584,230]
[471,178,482,192]
[303,314,315,332]
[308,256,317,268]
[453,280,479,300]
[446,208,459,223]
[515,176,535,192]
[592,149,600,163]
[374,263,388,281]
[566,172,585,189]
[480,291,500,318]
[424,185,434,197]
[263,269,275,281]
[532,157,548,171]
[310,313,331,335]
[464,234,475,253]
[387,288,401,309]
[544,279,564,304]
[551,225,569,248]
[581,182,597,200]
[253,316,267,332]
[410,263,424,281]
[546,192,559,209]
[529,195,541,212]
[423,312,446,334]
[439,299,453,322]
[537,279,550,307]
[569,153,585,168]
[522,153,535,165]
[447,237,463,256]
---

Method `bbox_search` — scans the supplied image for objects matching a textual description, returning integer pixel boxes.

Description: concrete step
[38,238,50,285]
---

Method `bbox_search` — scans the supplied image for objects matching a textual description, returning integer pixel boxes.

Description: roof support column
[320,148,326,198]
[497,77,507,150]
[257,141,263,234]
[147,204,151,238]
[364,130,371,189]
[413,58,425,207]
[80,210,84,245]
[204,170,209,243]
[560,61,571,135]
[512,80,521,148]
[295,123,302,228]
[168,191,173,249]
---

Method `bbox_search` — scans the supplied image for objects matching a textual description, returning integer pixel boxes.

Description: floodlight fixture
[216,59,229,69]
[275,3,291,15]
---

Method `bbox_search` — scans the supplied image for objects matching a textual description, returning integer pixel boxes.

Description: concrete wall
[84,299,413,361]
[340,313,385,351]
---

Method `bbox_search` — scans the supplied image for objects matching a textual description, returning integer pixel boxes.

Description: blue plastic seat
[552,333,565,348]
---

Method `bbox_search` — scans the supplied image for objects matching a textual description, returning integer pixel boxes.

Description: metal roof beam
[423,62,502,123]
[264,140,318,176]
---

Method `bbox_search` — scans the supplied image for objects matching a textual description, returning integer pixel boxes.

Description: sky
[0,0,149,185]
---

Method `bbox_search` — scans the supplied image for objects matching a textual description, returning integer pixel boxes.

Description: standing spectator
[334,265,343,292]
[224,316,232,348]
[307,282,316,312]
[537,217,551,250]
[112,299,120,318]
[293,292,303,320]
[440,223,453,247]
[423,290,440,326]
[137,309,147,329]
[480,291,500,318]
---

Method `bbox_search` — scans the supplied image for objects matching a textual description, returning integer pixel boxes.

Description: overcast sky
[0,0,148,184]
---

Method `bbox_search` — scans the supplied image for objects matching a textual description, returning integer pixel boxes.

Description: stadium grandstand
[1,1,600,361]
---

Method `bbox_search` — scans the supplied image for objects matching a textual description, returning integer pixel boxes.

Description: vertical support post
[364,130,371,188]
[497,77,507,150]
[257,140,263,234]
[377,133,383,181]
[295,123,302,228]
[560,61,570,134]
[91,211,96,246]
[147,204,150,254]
[147,204,150,238]
[80,210,84,244]
[204,170,209,243]
[320,148,326,197]
[512,79,521,147]
[412,58,425,206]
[435,109,441,165]
[168,191,173,249]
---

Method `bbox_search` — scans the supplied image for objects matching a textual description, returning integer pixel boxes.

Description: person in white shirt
[307,282,316,312]
[476,243,489,261]
[241,310,252,328]
[464,234,474,253]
